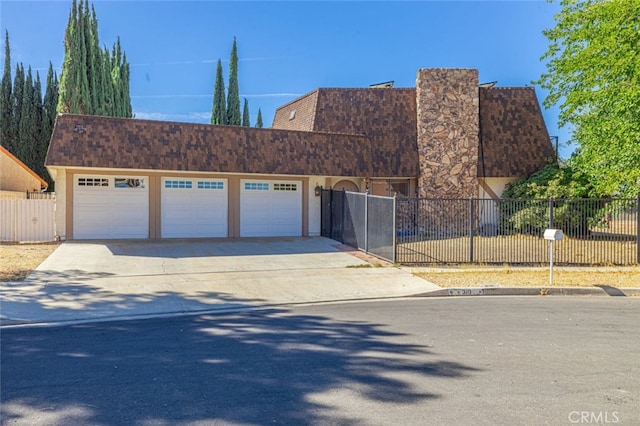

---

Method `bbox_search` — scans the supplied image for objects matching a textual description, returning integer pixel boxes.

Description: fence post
[548,197,554,228]
[364,192,369,253]
[637,193,640,264]
[392,194,397,264]
[469,197,475,263]
[329,189,333,240]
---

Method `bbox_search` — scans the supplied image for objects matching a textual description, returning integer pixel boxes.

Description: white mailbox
[544,229,564,241]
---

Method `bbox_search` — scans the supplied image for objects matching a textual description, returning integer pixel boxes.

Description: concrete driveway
[0,237,440,325]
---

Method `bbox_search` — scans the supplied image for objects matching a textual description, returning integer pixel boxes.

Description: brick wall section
[46,114,373,177]
[416,68,479,198]
[479,87,555,178]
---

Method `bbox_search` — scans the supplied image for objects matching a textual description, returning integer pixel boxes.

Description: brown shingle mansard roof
[273,88,419,178]
[479,87,556,178]
[275,86,554,179]
[46,114,373,177]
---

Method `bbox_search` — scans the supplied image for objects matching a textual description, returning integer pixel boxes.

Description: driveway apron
[0,237,440,325]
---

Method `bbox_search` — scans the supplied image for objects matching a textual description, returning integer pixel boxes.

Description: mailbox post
[543,229,564,286]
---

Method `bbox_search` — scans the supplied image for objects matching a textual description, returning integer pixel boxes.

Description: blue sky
[1,0,572,158]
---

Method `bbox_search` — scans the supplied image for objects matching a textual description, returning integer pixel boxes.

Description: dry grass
[398,234,638,265]
[0,243,60,281]
[414,267,640,288]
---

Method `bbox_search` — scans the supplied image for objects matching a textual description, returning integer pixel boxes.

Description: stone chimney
[416,68,479,198]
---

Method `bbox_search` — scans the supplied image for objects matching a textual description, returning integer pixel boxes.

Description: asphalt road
[1,297,639,426]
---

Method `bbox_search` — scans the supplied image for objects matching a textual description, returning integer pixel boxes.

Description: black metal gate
[321,189,396,262]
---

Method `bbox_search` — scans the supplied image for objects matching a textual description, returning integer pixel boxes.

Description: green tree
[88,3,102,115]
[18,66,39,169]
[10,63,24,155]
[101,46,114,115]
[58,0,131,117]
[255,108,263,128]
[1,30,12,151]
[536,0,640,197]
[58,0,90,114]
[121,52,132,117]
[242,98,250,127]
[501,163,604,237]
[211,59,226,125]
[40,63,59,187]
[226,37,241,125]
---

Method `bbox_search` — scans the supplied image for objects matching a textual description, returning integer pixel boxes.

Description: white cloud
[131,93,301,99]
[133,111,210,123]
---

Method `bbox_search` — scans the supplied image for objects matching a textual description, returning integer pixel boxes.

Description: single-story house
[1,145,48,199]
[45,68,555,240]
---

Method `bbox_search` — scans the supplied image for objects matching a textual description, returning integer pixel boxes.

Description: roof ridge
[57,113,369,140]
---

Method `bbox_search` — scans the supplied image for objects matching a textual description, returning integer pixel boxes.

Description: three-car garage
[71,174,304,240]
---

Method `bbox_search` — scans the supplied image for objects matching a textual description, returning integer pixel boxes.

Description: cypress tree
[121,52,132,118]
[17,66,36,166]
[226,37,241,125]
[10,63,24,155]
[1,30,12,151]
[58,0,131,117]
[75,0,91,114]
[242,98,250,127]
[255,108,263,128]
[110,39,123,117]
[57,0,77,113]
[30,72,43,172]
[40,63,58,186]
[211,59,226,125]
[87,2,101,114]
[102,46,114,116]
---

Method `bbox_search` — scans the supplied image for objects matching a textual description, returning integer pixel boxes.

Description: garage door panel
[74,175,148,240]
[240,180,302,237]
[161,178,228,238]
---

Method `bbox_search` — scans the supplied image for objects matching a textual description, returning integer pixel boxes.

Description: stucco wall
[0,150,42,193]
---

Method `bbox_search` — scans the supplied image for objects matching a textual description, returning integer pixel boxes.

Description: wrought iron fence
[322,189,640,266]
[397,197,639,266]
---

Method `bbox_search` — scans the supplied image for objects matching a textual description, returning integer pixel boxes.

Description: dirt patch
[0,243,61,281]
[414,267,640,288]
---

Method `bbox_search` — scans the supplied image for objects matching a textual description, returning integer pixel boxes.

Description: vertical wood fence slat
[1,198,56,242]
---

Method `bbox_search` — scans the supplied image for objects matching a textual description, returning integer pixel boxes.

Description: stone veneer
[416,68,479,199]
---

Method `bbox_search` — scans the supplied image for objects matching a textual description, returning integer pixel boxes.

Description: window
[288,110,296,120]
[116,178,145,189]
[164,180,192,189]
[390,181,410,198]
[274,183,297,191]
[197,181,224,190]
[78,177,109,187]
[244,182,269,191]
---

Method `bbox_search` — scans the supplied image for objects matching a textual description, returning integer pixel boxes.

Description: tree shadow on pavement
[0,268,258,325]
[1,307,480,425]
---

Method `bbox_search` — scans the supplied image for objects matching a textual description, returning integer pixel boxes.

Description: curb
[414,287,640,298]
[3,287,638,328]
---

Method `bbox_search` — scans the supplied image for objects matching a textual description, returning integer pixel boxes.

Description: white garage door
[161,178,228,238]
[73,175,149,239]
[240,180,302,237]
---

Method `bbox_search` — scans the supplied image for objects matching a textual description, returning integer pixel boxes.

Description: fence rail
[322,189,640,266]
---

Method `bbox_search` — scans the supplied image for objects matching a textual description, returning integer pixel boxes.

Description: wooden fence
[0,197,56,242]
